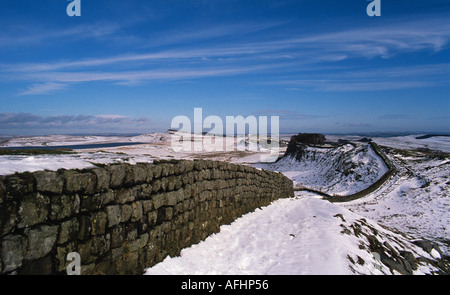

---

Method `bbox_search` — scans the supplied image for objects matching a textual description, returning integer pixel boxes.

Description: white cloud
[2,15,449,95]
[96,114,129,119]
[18,82,67,96]
[0,112,150,130]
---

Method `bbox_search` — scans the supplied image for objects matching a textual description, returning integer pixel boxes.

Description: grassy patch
[0,148,74,156]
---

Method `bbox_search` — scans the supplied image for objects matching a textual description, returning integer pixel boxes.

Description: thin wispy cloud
[284,16,450,58]
[253,109,327,120]
[18,82,68,96]
[0,1,448,134]
[274,63,450,92]
[0,112,149,130]
[0,22,122,48]
[146,21,285,47]
[2,14,448,95]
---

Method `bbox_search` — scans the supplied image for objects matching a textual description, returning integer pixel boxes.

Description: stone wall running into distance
[0,159,294,275]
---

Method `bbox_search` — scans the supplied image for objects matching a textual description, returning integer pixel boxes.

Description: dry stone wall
[0,159,293,275]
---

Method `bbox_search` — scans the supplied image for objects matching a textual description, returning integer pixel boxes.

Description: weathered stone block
[80,193,104,212]
[159,176,168,191]
[62,170,96,194]
[131,201,143,222]
[147,211,158,226]
[33,171,64,194]
[106,164,127,188]
[165,191,179,206]
[0,202,18,236]
[140,183,153,199]
[102,190,115,205]
[159,163,172,177]
[91,211,108,236]
[50,194,79,221]
[111,225,126,248]
[18,193,50,228]
[120,204,132,223]
[1,234,26,273]
[142,199,154,214]
[92,167,111,192]
[3,174,34,198]
[106,205,121,227]
[91,234,110,257]
[193,160,206,171]
[124,233,149,253]
[58,218,79,244]
[152,193,166,210]
[124,164,147,185]
[151,179,161,193]
[144,165,154,182]
[150,165,162,179]
[77,239,93,264]
[24,225,59,260]
[114,188,135,204]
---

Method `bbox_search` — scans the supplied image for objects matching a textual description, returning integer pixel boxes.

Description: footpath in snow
[144,194,444,275]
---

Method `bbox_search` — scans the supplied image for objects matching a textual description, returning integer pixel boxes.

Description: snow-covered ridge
[256,143,389,196]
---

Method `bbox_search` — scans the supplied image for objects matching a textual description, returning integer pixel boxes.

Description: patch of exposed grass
[0,148,74,156]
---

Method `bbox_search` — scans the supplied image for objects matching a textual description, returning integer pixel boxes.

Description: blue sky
[0,0,449,135]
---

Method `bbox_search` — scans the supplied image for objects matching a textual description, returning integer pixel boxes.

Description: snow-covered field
[0,133,282,175]
[326,134,450,153]
[0,132,448,274]
[0,133,169,147]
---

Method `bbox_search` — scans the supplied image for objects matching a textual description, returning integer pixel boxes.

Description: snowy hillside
[0,133,169,147]
[145,194,446,275]
[0,135,127,147]
[341,146,450,255]
[256,143,388,196]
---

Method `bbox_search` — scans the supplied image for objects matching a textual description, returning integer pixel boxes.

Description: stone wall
[328,142,397,203]
[0,159,293,275]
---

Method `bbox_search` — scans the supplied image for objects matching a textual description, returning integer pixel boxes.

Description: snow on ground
[341,149,450,255]
[325,134,450,153]
[144,194,440,275]
[0,133,169,147]
[1,132,448,274]
[256,143,388,196]
[0,132,283,175]
[372,135,450,153]
[0,152,157,175]
[0,135,126,147]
